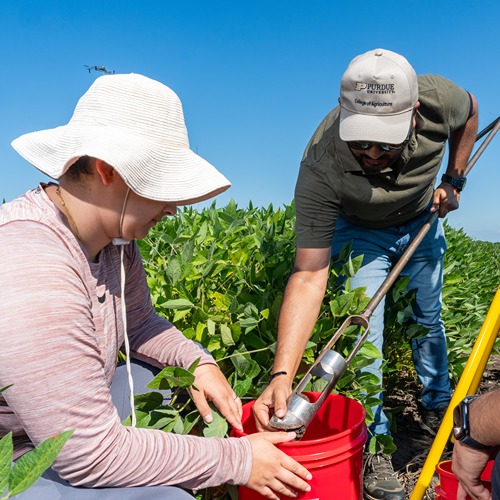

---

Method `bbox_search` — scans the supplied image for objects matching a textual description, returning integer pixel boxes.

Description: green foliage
[441,223,500,383]
[138,200,300,400]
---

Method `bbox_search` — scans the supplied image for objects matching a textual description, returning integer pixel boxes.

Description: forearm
[445,93,479,177]
[272,270,328,381]
[469,389,500,446]
[130,315,216,369]
[59,430,252,489]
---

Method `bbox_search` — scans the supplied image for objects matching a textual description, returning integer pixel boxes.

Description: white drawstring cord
[118,243,136,427]
[112,187,136,426]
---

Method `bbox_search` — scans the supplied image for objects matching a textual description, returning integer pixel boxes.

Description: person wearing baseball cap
[253,48,478,499]
[0,74,312,498]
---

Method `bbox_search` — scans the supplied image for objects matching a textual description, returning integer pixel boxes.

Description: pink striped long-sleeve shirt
[0,184,252,489]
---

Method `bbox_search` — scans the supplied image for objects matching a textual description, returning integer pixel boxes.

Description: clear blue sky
[1,0,499,241]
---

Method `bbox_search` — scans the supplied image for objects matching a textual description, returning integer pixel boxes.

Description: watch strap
[441,174,467,192]
[459,434,489,450]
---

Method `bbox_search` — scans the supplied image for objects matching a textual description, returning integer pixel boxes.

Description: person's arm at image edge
[452,389,500,500]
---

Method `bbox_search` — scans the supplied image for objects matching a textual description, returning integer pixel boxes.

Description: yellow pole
[410,287,500,500]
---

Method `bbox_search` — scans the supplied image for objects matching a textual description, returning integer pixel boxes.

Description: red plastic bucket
[435,459,494,499]
[231,392,367,499]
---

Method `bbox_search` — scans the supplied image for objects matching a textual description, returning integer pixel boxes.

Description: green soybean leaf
[233,378,253,397]
[220,324,234,346]
[188,358,201,373]
[376,434,397,455]
[182,411,201,435]
[145,407,179,430]
[230,353,261,379]
[132,409,153,428]
[8,430,73,497]
[165,258,182,285]
[161,298,194,310]
[207,335,221,352]
[172,415,185,434]
[0,432,13,497]
[358,343,382,359]
[134,392,166,412]
[368,435,378,455]
[207,319,216,337]
[349,255,364,276]
[147,366,195,390]
[203,411,228,438]
[173,309,191,322]
[338,242,352,262]
[329,293,355,317]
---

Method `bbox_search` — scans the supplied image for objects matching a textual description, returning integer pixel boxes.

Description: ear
[413,101,420,128]
[95,159,115,186]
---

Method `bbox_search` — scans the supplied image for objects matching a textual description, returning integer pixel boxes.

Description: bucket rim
[436,459,494,483]
[237,392,367,446]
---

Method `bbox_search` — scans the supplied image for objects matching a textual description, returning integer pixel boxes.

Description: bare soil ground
[387,354,500,499]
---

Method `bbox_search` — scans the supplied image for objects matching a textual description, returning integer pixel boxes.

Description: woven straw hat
[12,73,231,204]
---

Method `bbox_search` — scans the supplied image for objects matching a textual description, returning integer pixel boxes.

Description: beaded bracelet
[269,371,288,381]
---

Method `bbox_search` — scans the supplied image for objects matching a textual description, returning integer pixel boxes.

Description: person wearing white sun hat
[253,48,478,500]
[0,73,312,499]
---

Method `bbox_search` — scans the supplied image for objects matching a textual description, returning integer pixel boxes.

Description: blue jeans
[331,209,452,436]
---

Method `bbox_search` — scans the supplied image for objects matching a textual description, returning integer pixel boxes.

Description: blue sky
[1,0,499,241]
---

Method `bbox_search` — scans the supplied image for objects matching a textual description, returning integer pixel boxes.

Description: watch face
[452,396,488,449]
[453,402,466,440]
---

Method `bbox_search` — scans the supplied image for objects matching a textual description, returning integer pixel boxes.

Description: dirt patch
[387,353,500,498]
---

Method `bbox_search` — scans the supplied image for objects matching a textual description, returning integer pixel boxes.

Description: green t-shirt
[294,74,472,248]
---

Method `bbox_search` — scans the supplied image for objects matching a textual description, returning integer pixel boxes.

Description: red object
[435,459,494,499]
[231,392,367,499]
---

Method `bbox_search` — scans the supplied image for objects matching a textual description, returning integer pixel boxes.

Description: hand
[191,363,243,431]
[431,183,460,218]
[253,376,292,432]
[452,441,492,500]
[245,431,312,499]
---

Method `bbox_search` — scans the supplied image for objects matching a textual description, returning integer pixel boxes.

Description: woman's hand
[245,431,312,499]
[191,363,243,431]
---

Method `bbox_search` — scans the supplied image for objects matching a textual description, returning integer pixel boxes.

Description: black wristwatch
[453,395,489,450]
[441,174,467,192]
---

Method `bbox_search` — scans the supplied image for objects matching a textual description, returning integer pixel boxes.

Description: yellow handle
[410,287,500,499]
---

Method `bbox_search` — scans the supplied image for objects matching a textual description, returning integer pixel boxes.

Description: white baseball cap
[339,48,418,144]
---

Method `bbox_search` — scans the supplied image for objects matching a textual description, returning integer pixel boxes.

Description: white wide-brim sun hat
[12,73,231,205]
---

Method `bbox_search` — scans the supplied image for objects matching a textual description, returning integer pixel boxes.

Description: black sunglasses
[347,140,407,152]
